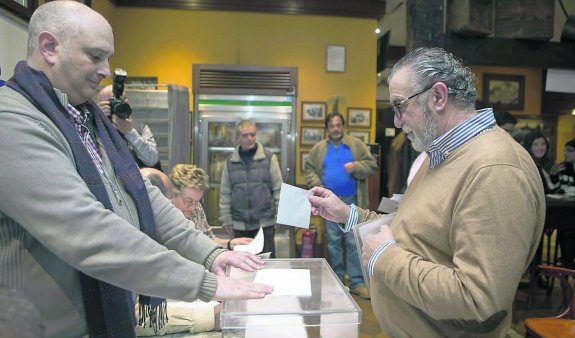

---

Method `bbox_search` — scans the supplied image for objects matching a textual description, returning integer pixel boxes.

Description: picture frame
[348,130,370,144]
[301,127,324,146]
[300,151,310,172]
[326,45,346,72]
[301,102,327,122]
[0,0,38,20]
[347,108,372,128]
[483,74,525,111]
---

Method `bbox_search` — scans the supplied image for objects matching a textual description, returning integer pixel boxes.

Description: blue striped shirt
[341,108,496,276]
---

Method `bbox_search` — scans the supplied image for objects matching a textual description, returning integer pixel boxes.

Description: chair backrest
[536,265,575,319]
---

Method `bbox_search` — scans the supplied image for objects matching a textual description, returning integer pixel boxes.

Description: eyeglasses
[392,84,434,119]
[175,192,198,208]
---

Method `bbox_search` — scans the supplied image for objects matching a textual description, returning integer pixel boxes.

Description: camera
[109,68,132,119]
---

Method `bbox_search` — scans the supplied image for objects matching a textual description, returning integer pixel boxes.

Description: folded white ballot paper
[353,213,395,296]
[233,227,264,254]
[253,269,312,297]
[276,182,312,229]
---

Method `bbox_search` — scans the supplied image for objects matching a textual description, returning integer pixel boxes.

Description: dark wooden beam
[406,0,575,69]
[420,35,575,69]
[111,0,386,19]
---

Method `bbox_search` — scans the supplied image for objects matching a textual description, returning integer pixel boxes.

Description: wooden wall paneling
[495,0,554,41]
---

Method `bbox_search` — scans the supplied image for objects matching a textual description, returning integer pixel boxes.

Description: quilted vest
[227,149,275,225]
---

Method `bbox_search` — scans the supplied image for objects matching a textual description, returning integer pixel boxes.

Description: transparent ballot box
[221,259,361,338]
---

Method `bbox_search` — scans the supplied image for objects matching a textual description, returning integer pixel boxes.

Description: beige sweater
[358,127,545,337]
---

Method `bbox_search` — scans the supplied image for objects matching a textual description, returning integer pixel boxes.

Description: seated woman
[170,164,253,250]
[522,131,574,269]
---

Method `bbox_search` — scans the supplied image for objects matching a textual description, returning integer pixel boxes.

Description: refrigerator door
[195,95,295,228]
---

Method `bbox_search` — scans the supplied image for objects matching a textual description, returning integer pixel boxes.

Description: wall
[99,6,377,183]
[470,65,543,116]
[557,114,575,161]
[0,8,28,80]
[105,8,376,111]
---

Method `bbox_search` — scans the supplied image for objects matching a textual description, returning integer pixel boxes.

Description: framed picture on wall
[348,108,371,128]
[326,45,346,72]
[300,151,309,172]
[301,102,327,122]
[301,127,324,146]
[483,74,525,111]
[348,129,370,144]
[0,0,38,20]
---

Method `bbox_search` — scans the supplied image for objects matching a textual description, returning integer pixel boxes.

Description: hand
[231,237,253,248]
[344,161,356,174]
[308,186,350,223]
[213,275,272,301]
[210,250,266,276]
[551,162,565,176]
[97,99,112,117]
[361,224,395,265]
[223,224,234,235]
[111,114,134,135]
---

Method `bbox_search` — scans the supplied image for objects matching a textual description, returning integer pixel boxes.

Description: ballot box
[221,258,361,338]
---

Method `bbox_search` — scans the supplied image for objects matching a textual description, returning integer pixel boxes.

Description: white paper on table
[276,182,312,229]
[253,269,312,297]
[233,227,264,254]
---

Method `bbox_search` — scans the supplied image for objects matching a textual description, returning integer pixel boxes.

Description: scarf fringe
[138,300,168,334]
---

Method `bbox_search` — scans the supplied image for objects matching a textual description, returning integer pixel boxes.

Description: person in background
[96,84,162,170]
[521,129,562,278]
[170,164,253,250]
[140,167,173,199]
[303,111,378,299]
[219,119,283,257]
[521,129,560,194]
[140,167,223,335]
[0,2,271,337]
[308,47,544,337]
[494,110,524,143]
[494,110,517,134]
[556,138,575,195]
[553,138,575,268]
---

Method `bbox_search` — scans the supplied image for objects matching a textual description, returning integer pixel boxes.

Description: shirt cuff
[339,203,358,233]
[368,240,397,276]
[125,128,138,142]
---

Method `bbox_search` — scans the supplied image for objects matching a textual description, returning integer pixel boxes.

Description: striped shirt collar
[427,108,495,169]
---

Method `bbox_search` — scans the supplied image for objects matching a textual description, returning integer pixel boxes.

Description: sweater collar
[427,108,496,169]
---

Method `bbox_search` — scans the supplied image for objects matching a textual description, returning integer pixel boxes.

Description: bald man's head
[27,1,114,105]
[28,1,112,58]
[141,168,173,199]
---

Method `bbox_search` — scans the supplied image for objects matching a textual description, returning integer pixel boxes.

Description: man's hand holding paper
[307,186,351,223]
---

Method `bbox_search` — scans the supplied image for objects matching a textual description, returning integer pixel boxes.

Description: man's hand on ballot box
[211,251,273,300]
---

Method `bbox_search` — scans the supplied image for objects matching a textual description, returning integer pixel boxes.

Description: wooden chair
[524,265,575,337]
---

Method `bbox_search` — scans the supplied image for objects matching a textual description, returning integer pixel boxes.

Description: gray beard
[409,103,438,152]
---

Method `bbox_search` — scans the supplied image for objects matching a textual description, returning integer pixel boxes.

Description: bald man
[140,167,173,199]
[0,2,271,337]
[97,85,161,169]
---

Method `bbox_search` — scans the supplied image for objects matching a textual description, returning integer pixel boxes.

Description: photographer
[97,83,162,170]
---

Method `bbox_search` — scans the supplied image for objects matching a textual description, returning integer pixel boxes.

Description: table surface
[545,194,575,207]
